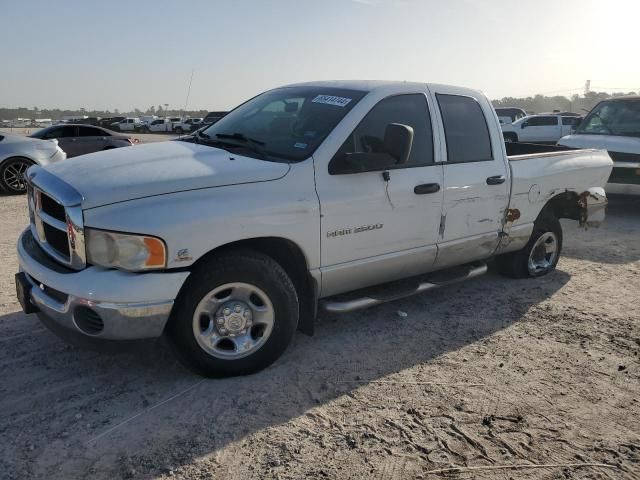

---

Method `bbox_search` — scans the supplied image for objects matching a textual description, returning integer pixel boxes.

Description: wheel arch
[538,190,582,223]
[188,236,317,336]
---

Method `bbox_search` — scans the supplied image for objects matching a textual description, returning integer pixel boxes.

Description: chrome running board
[319,261,487,313]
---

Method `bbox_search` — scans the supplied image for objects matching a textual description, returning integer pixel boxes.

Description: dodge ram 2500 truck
[16,81,612,377]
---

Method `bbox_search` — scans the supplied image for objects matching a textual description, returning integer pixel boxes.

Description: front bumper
[17,228,190,339]
[606,161,640,195]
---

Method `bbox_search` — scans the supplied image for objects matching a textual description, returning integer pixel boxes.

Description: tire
[496,214,562,279]
[503,133,518,143]
[166,250,299,377]
[0,157,33,194]
[174,127,183,134]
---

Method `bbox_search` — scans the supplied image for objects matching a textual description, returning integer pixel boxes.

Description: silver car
[30,124,134,158]
[0,133,66,193]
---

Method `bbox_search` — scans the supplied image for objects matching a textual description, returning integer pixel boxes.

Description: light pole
[164,104,169,117]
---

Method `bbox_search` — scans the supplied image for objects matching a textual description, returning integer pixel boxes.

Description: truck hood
[558,134,640,154]
[45,141,290,209]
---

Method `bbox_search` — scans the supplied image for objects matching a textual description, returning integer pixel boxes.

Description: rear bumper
[17,228,190,339]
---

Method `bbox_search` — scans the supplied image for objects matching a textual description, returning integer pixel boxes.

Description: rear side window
[562,117,580,126]
[79,127,106,136]
[528,116,558,126]
[437,94,492,163]
[334,94,434,169]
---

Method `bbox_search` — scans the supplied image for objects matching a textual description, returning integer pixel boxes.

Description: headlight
[86,229,166,271]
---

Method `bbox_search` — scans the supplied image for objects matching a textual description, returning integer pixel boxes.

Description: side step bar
[319,261,488,313]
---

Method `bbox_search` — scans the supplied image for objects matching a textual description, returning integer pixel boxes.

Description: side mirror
[384,123,414,164]
[521,123,527,129]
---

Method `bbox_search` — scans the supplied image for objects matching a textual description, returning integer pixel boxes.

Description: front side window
[331,94,434,171]
[562,117,580,126]
[576,99,640,137]
[200,86,367,162]
[42,126,76,139]
[437,94,492,163]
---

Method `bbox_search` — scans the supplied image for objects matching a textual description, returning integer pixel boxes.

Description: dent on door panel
[434,232,499,269]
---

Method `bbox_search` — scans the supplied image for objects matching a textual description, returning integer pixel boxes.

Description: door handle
[486,175,506,185]
[414,183,440,194]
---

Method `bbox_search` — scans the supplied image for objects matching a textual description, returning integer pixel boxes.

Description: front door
[316,92,444,297]
[429,88,510,268]
[45,125,81,157]
[522,115,560,142]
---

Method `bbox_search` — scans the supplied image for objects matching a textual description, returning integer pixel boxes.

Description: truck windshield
[199,86,367,162]
[576,99,640,137]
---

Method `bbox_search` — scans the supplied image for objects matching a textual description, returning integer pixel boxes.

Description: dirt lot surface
[0,192,638,480]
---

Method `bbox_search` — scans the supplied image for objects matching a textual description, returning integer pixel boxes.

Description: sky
[2,0,639,111]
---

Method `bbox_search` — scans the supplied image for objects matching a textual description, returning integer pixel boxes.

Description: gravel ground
[0,191,638,480]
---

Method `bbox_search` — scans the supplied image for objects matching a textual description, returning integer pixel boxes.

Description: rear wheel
[496,215,562,278]
[0,157,33,194]
[174,126,183,134]
[167,250,299,377]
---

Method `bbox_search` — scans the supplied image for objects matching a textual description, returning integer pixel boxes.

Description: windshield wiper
[214,132,269,159]
[216,132,265,146]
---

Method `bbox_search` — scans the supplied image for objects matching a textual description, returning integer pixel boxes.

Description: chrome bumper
[17,228,189,340]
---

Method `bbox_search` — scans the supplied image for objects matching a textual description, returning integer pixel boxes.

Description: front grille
[40,192,66,221]
[26,166,86,270]
[608,151,640,163]
[42,222,70,257]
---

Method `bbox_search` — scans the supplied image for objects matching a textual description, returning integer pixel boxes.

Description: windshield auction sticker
[312,95,352,107]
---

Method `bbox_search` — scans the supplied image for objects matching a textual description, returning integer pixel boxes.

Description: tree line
[2,91,638,121]
[492,91,637,114]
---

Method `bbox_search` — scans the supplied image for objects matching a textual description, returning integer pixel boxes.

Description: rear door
[76,126,107,155]
[316,92,445,296]
[523,116,560,142]
[429,88,509,268]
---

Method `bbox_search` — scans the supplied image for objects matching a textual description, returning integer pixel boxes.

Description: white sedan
[0,133,66,193]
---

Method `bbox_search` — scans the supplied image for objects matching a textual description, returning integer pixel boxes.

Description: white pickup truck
[16,81,611,377]
[501,114,581,143]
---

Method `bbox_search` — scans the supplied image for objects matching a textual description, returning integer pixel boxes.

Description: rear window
[437,94,492,163]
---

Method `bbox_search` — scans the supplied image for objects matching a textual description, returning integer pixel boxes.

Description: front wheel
[0,157,33,194]
[496,215,562,278]
[166,250,299,377]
